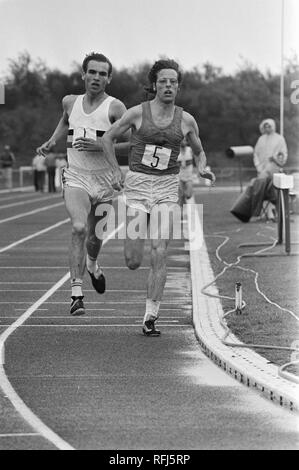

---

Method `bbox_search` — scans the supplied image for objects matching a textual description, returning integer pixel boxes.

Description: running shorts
[124,170,179,213]
[62,165,114,205]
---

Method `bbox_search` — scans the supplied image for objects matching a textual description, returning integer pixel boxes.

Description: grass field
[196,187,299,371]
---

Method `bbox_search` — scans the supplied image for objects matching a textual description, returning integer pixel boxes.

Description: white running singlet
[67,94,115,172]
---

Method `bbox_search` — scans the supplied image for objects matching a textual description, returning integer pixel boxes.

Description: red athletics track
[0,189,298,450]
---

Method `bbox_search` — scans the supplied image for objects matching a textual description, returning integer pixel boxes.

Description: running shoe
[87,268,106,294]
[70,296,85,316]
[142,317,161,336]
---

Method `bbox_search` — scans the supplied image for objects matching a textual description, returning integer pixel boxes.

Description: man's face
[155,68,179,103]
[82,60,111,95]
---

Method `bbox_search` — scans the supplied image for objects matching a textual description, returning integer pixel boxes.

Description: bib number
[141,145,171,170]
[73,127,97,141]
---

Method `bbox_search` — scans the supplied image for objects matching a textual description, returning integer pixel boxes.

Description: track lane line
[0,272,74,450]
[0,222,124,450]
[0,433,40,437]
[6,324,188,328]
[0,201,64,224]
[0,219,70,253]
[0,194,61,210]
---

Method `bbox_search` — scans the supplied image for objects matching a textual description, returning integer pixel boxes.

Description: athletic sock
[152,300,160,317]
[71,278,83,297]
[86,254,97,274]
[86,254,103,279]
[143,299,161,323]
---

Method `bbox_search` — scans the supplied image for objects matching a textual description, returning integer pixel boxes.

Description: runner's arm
[183,113,215,183]
[36,96,71,156]
[109,99,131,153]
[102,107,138,171]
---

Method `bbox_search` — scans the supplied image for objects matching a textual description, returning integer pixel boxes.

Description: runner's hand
[198,168,216,185]
[73,138,102,152]
[36,139,56,157]
[111,169,124,191]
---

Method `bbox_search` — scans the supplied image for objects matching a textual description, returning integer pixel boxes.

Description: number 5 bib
[141,144,172,170]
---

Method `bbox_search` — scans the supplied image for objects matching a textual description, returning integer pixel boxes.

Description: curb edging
[187,197,299,413]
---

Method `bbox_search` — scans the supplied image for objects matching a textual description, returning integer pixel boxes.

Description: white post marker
[280,0,285,136]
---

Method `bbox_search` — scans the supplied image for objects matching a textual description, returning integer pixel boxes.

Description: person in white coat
[231,118,288,223]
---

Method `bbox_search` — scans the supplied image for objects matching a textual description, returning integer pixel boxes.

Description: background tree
[0,51,298,169]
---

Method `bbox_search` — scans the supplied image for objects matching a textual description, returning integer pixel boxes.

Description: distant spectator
[32,153,47,192]
[253,119,288,177]
[0,145,15,189]
[253,118,288,219]
[231,118,288,222]
[45,152,57,192]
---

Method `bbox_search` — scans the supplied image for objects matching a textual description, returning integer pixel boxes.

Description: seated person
[231,118,288,222]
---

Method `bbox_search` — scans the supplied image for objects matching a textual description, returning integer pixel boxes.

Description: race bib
[141,144,172,170]
[73,127,97,142]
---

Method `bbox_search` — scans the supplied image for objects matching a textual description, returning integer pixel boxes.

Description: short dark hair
[82,52,112,75]
[147,59,182,92]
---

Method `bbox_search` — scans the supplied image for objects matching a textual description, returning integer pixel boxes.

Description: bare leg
[147,237,169,301]
[86,200,112,261]
[64,186,91,283]
[84,200,113,294]
[124,207,148,270]
[143,203,174,336]
[147,204,173,301]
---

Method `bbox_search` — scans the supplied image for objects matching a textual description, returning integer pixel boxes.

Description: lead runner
[102,58,215,336]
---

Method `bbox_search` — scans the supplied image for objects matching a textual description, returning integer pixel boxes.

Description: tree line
[0,51,298,169]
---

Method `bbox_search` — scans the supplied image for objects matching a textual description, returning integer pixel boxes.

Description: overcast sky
[0,0,298,76]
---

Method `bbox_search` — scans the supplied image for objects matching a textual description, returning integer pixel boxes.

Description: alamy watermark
[94,198,204,251]
[290,80,299,105]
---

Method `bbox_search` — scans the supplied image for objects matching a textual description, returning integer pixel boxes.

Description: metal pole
[280,0,285,136]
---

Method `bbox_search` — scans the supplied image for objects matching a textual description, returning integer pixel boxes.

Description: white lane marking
[0,289,146,292]
[0,301,187,304]
[15,309,48,311]
[0,186,33,194]
[0,266,149,270]
[1,315,186,319]
[0,191,121,223]
[0,193,34,202]
[0,201,64,224]
[134,320,179,323]
[0,222,124,450]
[0,266,185,270]
[0,272,74,450]
[35,309,116,312]
[0,433,40,437]
[9,324,189,328]
[0,219,70,254]
[0,195,61,210]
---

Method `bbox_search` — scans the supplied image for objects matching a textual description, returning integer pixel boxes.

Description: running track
[0,189,298,450]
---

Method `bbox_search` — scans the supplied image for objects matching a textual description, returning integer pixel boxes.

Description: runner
[37,52,127,315]
[102,58,215,335]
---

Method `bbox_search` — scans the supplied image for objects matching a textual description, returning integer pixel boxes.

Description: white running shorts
[62,165,114,205]
[124,170,179,213]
